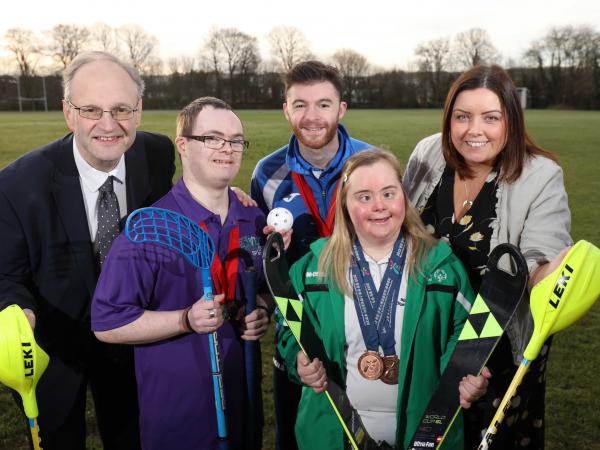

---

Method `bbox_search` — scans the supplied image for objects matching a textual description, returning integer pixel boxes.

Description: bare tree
[536,25,599,69]
[47,24,90,69]
[238,38,260,75]
[332,49,369,79]
[203,27,260,103]
[118,25,159,74]
[524,25,600,106]
[166,56,196,74]
[414,37,451,106]
[217,28,250,75]
[144,58,164,76]
[202,28,223,98]
[415,37,450,73]
[331,49,369,102]
[267,26,312,72]
[3,28,40,76]
[523,41,545,69]
[91,23,119,54]
[452,28,499,69]
[238,36,260,104]
[167,57,180,74]
[180,56,196,73]
[544,27,572,68]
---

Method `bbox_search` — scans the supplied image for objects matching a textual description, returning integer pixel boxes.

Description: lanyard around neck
[199,221,240,302]
[291,172,338,237]
[351,236,407,356]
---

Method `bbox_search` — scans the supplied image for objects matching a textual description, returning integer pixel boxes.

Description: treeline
[2,65,598,111]
[2,24,599,110]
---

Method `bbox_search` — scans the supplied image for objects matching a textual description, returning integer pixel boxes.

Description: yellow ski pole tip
[0,304,49,418]
[525,240,600,360]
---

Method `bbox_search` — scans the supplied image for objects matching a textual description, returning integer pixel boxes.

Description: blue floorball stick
[240,267,258,449]
[125,207,228,449]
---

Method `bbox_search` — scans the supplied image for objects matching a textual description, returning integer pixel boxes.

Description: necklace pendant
[462,199,474,208]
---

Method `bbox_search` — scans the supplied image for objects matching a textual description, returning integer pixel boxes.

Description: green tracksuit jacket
[276,238,474,450]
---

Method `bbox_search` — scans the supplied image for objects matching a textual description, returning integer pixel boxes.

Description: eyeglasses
[65,99,139,121]
[182,135,250,153]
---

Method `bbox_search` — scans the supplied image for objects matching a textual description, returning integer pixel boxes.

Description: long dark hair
[442,64,557,182]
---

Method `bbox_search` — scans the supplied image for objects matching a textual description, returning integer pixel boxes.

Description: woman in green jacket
[276,148,489,449]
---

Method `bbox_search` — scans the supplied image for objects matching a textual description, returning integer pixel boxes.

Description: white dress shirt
[72,140,127,241]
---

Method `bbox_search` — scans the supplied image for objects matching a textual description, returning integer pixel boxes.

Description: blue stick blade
[125,207,215,269]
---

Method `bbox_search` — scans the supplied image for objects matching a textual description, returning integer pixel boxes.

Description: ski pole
[478,240,600,450]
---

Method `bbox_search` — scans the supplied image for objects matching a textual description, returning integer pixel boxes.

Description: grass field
[0,109,599,449]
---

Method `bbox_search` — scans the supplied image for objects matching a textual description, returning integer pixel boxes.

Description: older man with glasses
[0,51,175,450]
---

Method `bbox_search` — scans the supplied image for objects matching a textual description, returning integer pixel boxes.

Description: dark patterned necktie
[95,176,121,266]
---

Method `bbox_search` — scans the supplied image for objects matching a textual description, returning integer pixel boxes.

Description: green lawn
[0,109,599,449]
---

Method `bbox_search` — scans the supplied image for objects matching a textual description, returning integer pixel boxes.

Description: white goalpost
[13,76,48,112]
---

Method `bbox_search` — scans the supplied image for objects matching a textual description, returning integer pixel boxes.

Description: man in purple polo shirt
[91,97,269,450]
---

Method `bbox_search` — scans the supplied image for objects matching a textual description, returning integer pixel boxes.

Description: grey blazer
[403,133,572,362]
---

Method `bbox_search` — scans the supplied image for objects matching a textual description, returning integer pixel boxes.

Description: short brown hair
[284,60,343,99]
[441,64,557,182]
[176,97,234,137]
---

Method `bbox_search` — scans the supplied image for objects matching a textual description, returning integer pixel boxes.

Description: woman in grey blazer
[403,64,571,450]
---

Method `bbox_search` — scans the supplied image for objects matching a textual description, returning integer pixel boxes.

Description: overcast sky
[2,0,599,69]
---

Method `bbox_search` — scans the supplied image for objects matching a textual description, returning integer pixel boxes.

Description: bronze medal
[357,351,384,380]
[381,355,399,385]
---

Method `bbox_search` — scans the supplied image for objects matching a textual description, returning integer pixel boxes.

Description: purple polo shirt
[92,178,266,450]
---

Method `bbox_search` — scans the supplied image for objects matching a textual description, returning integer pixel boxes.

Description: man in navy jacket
[251,60,371,450]
[0,51,174,450]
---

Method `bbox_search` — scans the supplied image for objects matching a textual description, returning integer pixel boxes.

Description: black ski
[263,233,392,450]
[408,243,528,449]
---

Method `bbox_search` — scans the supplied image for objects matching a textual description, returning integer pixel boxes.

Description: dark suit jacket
[0,131,175,423]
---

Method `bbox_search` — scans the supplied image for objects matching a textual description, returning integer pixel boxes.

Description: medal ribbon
[291,172,338,237]
[351,235,407,356]
[200,222,240,303]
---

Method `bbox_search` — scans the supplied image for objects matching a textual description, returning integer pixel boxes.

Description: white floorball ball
[267,207,294,232]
